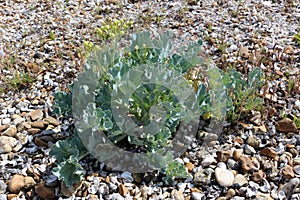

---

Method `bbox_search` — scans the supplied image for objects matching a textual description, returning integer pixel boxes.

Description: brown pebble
[251,170,265,182]
[35,184,55,199]
[28,128,41,135]
[0,124,9,132]
[233,149,243,160]
[29,109,44,121]
[225,188,236,199]
[282,165,295,179]
[239,46,250,58]
[119,184,129,196]
[31,121,47,129]
[44,117,60,126]
[7,194,18,200]
[185,162,194,172]
[261,147,277,159]
[275,118,297,133]
[34,138,48,147]
[9,174,35,194]
[217,150,231,163]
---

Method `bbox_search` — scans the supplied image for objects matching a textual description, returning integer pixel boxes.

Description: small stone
[239,156,260,172]
[7,194,18,200]
[282,165,295,179]
[194,168,214,185]
[31,121,47,129]
[191,192,204,200]
[44,117,60,126]
[256,192,273,200]
[0,136,17,154]
[35,184,55,199]
[12,114,24,125]
[275,118,297,133]
[8,175,35,194]
[233,174,248,187]
[278,178,300,199]
[22,122,31,129]
[226,188,236,199]
[31,99,39,105]
[0,124,9,132]
[2,118,11,125]
[29,109,44,121]
[261,147,277,159]
[34,138,48,147]
[2,126,17,137]
[233,149,243,160]
[119,184,129,196]
[89,194,99,200]
[247,135,259,148]
[216,150,231,162]
[0,180,7,193]
[293,165,300,175]
[212,2,218,7]
[215,167,234,187]
[284,45,294,55]
[244,144,256,155]
[202,156,216,167]
[185,162,194,172]
[171,189,185,200]
[233,137,244,145]
[239,46,250,58]
[227,159,239,170]
[251,170,265,182]
[28,128,41,135]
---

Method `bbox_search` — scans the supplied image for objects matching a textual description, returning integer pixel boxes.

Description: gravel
[0,0,300,199]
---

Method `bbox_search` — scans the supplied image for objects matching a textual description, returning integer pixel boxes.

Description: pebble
[29,109,44,121]
[194,168,214,185]
[8,174,35,194]
[35,183,55,199]
[233,174,248,187]
[1,118,11,125]
[0,125,9,132]
[293,165,300,175]
[278,178,300,199]
[44,117,60,126]
[275,118,298,133]
[2,126,17,137]
[244,144,256,155]
[118,184,129,196]
[214,167,234,187]
[251,170,265,182]
[0,180,7,193]
[260,147,277,159]
[0,136,17,154]
[191,192,205,200]
[201,156,216,167]
[216,150,231,162]
[282,165,295,179]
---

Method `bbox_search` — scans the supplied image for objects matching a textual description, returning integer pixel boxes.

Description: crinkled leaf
[53,91,72,117]
[52,156,85,187]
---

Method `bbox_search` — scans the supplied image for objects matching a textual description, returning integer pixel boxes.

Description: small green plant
[3,72,35,91]
[49,30,56,40]
[95,18,133,41]
[222,67,265,121]
[294,33,300,45]
[293,115,300,128]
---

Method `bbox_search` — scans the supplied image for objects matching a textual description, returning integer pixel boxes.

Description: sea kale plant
[51,30,265,187]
